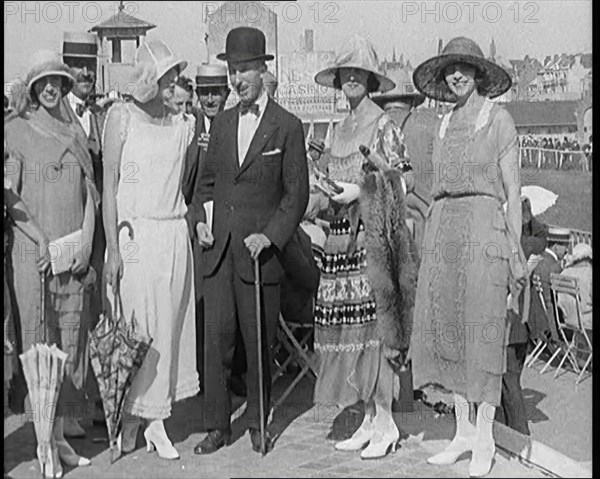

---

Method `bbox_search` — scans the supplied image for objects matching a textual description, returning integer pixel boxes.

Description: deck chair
[270,240,322,413]
[271,313,318,412]
[525,274,551,368]
[550,273,592,384]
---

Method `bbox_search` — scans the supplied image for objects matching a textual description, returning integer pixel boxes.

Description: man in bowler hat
[187,27,309,454]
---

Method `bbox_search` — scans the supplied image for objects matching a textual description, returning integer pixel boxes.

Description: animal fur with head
[359,168,420,369]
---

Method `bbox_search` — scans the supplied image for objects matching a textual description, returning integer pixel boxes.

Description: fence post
[537,148,542,169]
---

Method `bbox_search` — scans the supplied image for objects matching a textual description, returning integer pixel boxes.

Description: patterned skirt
[314,218,383,408]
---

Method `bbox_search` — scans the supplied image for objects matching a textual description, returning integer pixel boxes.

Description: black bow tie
[240,103,259,117]
[75,103,87,117]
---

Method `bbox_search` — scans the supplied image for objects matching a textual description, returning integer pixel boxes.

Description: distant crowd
[519,134,592,171]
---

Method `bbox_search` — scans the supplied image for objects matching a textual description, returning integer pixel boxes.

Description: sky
[3,0,593,83]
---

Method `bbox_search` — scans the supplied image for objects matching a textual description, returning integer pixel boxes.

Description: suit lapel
[237,99,279,178]
[223,106,240,173]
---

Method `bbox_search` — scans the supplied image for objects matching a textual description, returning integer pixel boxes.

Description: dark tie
[76,103,86,117]
[240,103,259,117]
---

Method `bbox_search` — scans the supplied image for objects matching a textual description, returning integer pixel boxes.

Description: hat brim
[371,92,426,108]
[314,66,395,93]
[157,59,189,81]
[61,53,98,58]
[413,53,512,102]
[28,71,75,94]
[216,53,274,63]
[196,82,229,88]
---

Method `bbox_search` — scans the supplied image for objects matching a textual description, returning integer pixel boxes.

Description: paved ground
[522,354,592,463]
[5,376,549,478]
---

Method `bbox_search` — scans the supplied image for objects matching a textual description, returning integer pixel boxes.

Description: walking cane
[254,256,266,456]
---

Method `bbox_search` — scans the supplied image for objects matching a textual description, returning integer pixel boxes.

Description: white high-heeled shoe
[360,427,400,460]
[427,434,474,465]
[144,421,180,460]
[334,417,374,451]
[55,438,91,467]
[469,442,496,477]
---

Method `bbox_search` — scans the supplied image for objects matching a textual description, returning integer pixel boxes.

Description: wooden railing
[548,225,592,254]
[519,146,591,172]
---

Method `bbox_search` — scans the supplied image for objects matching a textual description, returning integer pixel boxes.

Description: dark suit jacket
[508,218,549,344]
[521,217,548,260]
[529,250,563,341]
[187,98,309,284]
[182,111,211,206]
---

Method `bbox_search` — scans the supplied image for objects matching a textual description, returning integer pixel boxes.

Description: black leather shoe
[249,428,273,454]
[193,429,232,455]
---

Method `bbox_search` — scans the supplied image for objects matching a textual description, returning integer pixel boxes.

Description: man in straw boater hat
[528,226,571,342]
[371,68,438,248]
[187,26,308,455]
[181,62,231,393]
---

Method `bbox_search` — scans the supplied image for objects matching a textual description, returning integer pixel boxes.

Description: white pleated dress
[106,104,199,419]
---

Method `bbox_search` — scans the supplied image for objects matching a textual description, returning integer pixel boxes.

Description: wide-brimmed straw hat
[314,35,395,93]
[371,68,425,107]
[26,50,75,95]
[566,242,592,265]
[413,36,512,102]
[130,39,188,103]
[196,63,228,88]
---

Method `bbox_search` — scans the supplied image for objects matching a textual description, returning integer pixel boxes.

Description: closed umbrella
[18,273,69,478]
[88,221,152,463]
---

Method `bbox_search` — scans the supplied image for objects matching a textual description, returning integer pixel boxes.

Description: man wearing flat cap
[188,26,308,455]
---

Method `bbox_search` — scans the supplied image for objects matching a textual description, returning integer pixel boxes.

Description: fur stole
[359,169,420,356]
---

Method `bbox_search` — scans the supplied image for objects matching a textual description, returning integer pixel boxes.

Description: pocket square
[262,148,282,156]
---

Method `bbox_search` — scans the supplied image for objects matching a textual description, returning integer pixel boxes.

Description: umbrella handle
[254,256,266,455]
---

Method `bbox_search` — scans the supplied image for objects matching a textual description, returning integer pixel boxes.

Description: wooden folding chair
[271,314,318,412]
[550,273,592,384]
[525,274,551,368]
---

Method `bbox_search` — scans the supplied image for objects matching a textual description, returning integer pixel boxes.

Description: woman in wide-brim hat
[311,35,419,460]
[5,50,100,477]
[102,39,198,461]
[409,37,525,477]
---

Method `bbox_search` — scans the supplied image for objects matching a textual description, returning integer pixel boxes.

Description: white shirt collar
[203,115,211,133]
[68,92,85,106]
[545,248,558,262]
[240,89,268,116]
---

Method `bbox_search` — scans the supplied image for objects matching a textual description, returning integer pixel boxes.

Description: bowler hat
[62,31,98,59]
[413,37,512,102]
[217,27,274,63]
[196,63,229,88]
